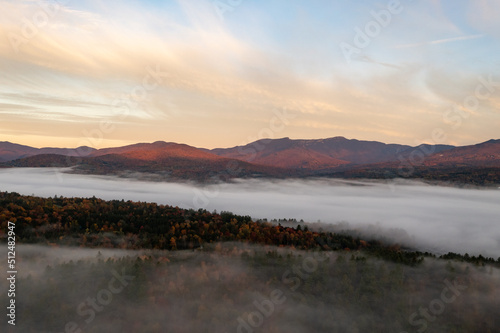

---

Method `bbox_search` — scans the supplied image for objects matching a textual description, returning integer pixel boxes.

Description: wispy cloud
[394,34,484,49]
[0,0,498,148]
[354,55,402,70]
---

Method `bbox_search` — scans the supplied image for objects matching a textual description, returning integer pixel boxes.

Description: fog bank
[1,168,499,257]
[1,244,499,333]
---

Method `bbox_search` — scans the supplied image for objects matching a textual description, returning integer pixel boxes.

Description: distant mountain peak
[151,141,169,146]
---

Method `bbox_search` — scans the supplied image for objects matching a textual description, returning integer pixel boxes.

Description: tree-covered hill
[1,192,498,266]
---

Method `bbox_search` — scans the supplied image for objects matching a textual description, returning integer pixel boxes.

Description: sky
[0,0,499,149]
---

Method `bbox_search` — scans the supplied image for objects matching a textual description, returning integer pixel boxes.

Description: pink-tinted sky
[1,0,499,149]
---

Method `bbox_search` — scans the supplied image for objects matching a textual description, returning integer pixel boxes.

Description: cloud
[353,55,402,69]
[466,0,500,37]
[394,34,484,49]
[0,0,498,149]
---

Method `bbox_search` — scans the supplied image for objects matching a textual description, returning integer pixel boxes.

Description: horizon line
[2,137,498,151]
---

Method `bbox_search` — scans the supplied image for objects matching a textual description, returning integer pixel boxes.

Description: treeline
[2,154,285,182]
[323,166,500,187]
[0,191,499,266]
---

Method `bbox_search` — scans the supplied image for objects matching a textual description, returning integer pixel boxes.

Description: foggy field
[1,168,499,257]
[1,244,499,333]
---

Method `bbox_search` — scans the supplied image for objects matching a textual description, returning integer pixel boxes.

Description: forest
[1,191,498,266]
[1,191,499,332]
[320,166,500,187]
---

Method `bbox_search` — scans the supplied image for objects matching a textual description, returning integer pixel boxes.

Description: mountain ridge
[1,138,499,184]
[209,136,455,168]
[0,141,96,163]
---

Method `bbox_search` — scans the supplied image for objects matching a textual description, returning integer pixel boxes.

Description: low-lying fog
[2,244,499,333]
[1,168,499,257]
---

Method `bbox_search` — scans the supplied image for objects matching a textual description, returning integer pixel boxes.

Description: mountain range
[1,137,499,185]
[0,142,95,163]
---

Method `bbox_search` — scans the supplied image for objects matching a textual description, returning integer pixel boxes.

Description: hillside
[91,141,225,161]
[1,138,499,185]
[0,141,95,162]
[210,137,455,168]
[421,139,500,167]
[316,139,500,186]
[3,141,287,182]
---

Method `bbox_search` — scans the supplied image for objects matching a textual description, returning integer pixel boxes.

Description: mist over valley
[1,167,499,257]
